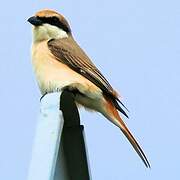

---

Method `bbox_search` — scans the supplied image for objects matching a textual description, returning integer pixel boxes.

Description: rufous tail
[105,99,150,168]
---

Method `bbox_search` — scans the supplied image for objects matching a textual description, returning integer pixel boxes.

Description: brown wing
[48,37,128,117]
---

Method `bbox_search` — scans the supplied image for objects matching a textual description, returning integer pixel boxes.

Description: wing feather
[48,38,128,117]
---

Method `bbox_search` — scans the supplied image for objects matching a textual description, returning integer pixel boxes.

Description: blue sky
[0,0,179,179]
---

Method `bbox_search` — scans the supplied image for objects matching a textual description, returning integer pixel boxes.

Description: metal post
[58,90,91,180]
[27,91,91,180]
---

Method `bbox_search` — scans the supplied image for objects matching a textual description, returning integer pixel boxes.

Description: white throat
[33,23,68,42]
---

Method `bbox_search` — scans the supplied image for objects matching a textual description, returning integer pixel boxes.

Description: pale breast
[31,40,102,100]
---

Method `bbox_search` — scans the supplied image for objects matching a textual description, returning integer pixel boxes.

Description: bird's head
[28,9,71,42]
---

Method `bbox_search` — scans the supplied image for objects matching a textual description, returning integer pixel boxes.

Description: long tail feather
[105,99,150,168]
[116,114,150,168]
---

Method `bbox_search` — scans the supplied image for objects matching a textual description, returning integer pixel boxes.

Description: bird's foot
[40,92,48,102]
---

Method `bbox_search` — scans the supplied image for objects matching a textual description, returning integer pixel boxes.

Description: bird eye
[52,17,59,22]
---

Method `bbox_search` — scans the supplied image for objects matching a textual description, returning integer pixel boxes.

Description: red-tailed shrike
[28,9,150,168]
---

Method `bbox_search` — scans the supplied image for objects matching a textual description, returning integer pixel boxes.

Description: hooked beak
[27,16,43,26]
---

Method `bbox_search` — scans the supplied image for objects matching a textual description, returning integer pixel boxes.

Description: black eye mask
[37,16,71,33]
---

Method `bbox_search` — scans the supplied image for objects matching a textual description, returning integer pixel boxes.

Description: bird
[28,9,150,168]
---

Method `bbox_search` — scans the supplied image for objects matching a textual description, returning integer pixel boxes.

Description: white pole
[27,92,66,180]
[27,91,91,180]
